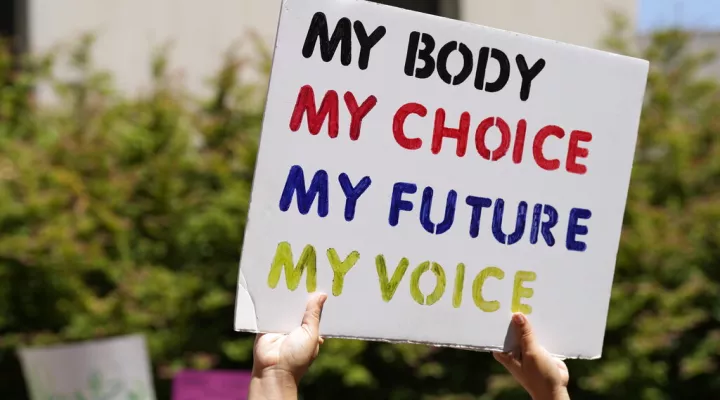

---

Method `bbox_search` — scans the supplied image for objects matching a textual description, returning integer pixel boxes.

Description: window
[370,0,459,20]
[0,1,15,39]
[0,0,28,53]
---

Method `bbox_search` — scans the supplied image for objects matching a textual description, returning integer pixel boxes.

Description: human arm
[493,313,570,400]
[248,293,327,400]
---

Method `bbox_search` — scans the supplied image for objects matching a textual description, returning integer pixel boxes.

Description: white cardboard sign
[235,0,648,359]
[18,335,156,400]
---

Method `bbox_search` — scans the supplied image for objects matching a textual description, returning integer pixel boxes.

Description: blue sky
[640,0,720,31]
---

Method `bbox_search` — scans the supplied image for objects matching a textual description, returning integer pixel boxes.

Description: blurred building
[1,0,638,95]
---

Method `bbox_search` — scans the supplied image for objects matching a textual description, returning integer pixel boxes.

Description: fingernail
[319,293,328,303]
[512,313,526,326]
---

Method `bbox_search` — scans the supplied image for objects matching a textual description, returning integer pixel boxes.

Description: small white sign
[19,335,156,400]
[235,0,648,359]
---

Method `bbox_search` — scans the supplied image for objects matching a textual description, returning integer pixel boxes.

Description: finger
[254,332,281,347]
[254,332,270,345]
[301,292,328,339]
[555,358,570,382]
[319,337,325,345]
[493,351,521,371]
[313,342,320,358]
[512,313,538,355]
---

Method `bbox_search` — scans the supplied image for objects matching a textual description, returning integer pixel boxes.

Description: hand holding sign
[494,314,570,400]
[247,299,571,400]
[250,293,327,400]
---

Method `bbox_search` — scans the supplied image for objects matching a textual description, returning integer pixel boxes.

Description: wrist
[533,386,569,400]
[249,368,299,400]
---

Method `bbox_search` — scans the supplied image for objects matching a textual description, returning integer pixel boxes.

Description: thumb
[512,313,538,355]
[301,292,328,339]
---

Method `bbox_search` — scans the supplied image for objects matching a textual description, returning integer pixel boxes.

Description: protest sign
[234,0,648,359]
[172,370,251,400]
[18,334,156,400]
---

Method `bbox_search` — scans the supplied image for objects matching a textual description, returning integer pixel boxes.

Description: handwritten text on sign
[271,11,591,313]
[236,0,648,358]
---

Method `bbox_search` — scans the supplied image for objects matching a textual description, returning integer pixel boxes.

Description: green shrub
[0,35,267,398]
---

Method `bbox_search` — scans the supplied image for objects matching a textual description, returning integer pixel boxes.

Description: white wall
[28,0,636,96]
[459,0,637,49]
[29,0,281,95]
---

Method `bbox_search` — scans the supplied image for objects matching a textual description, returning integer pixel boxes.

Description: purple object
[172,370,252,400]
